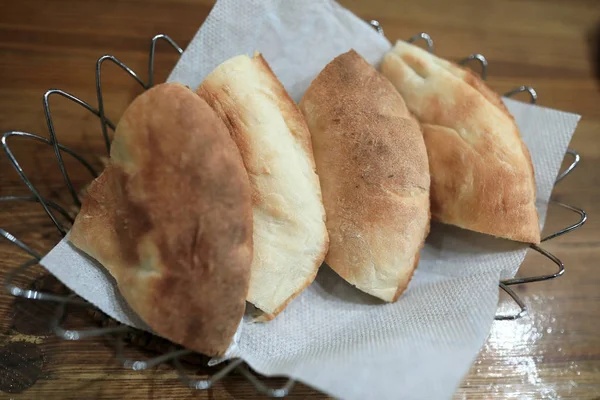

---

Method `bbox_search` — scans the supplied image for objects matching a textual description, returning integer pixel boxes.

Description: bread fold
[70,83,253,356]
[382,41,540,244]
[198,54,329,319]
[300,50,430,302]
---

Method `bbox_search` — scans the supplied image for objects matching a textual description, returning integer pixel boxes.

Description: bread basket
[1,23,587,396]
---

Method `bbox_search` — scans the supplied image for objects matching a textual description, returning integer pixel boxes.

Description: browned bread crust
[70,82,253,356]
[382,41,540,244]
[300,50,431,302]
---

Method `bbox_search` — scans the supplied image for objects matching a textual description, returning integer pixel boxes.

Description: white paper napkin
[40,1,581,399]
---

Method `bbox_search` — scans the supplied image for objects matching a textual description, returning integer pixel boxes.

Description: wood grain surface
[1,0,599,398]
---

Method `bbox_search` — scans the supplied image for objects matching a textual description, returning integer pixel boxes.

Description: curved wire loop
[115,338,193,371]
[459,53,488,80]
[1,33,183,308]
[504,85,538,104]
[1,195,77,303]
[4,259,88,305]
[407,32,434,53]
[495,283,527,320]
[43,89,103,207]
[369,20,384,35]
[236,365,297,398]
[95,55,144,153]
[96,34,183,153]
[496,147,587,293]
[542,201,586,243]
[502,244,564,286]
[2,131,95,235]
[52,294,130,340]
[556,148,580,184]
[174,357,245,390]
[0,196,78,305]
[148,34,184,88]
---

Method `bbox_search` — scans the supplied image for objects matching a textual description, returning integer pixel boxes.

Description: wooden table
[1,0,599,398]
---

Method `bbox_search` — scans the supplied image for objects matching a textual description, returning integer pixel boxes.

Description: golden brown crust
[70,82,253,356]
[381,41,540,244]
[198,54,328,318]
[299,50,430,302]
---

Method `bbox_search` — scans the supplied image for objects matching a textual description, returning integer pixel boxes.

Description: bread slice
[299,50,430,302]
[69,83,253,356]
[198,54,329,320]
[381,40,540,244]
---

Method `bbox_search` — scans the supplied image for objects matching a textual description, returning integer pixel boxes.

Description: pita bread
[198,53,328,320]
[69,83,253,356]
[381,40,540,244]
[299,50,430,302]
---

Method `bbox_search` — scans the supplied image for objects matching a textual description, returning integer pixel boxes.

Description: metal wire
[2,131,95,235]
[459,54,488,81]
[502,244,564,286]
[0,193,74,260]
[496,283,527,320]
[505,85,538,104]
[115,340,192,371]
[237,365,296,397]
[494,154,586,290]
[43,89,102,207]
[4,259,89,305]
[0,27,587,396]
[556,149,580,184]
[52,294,130,339]
[407,32,434,53]
[0,195,74,224]
[369,20,384,35]
[95,55,143,154]
[148,34,184,88]
[542,201,587,243]
[174,357,245,390]
[1,33,183,304]
[0,230,41,260]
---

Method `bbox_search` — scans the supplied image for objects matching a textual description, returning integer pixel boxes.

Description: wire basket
[0,22,587,397]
